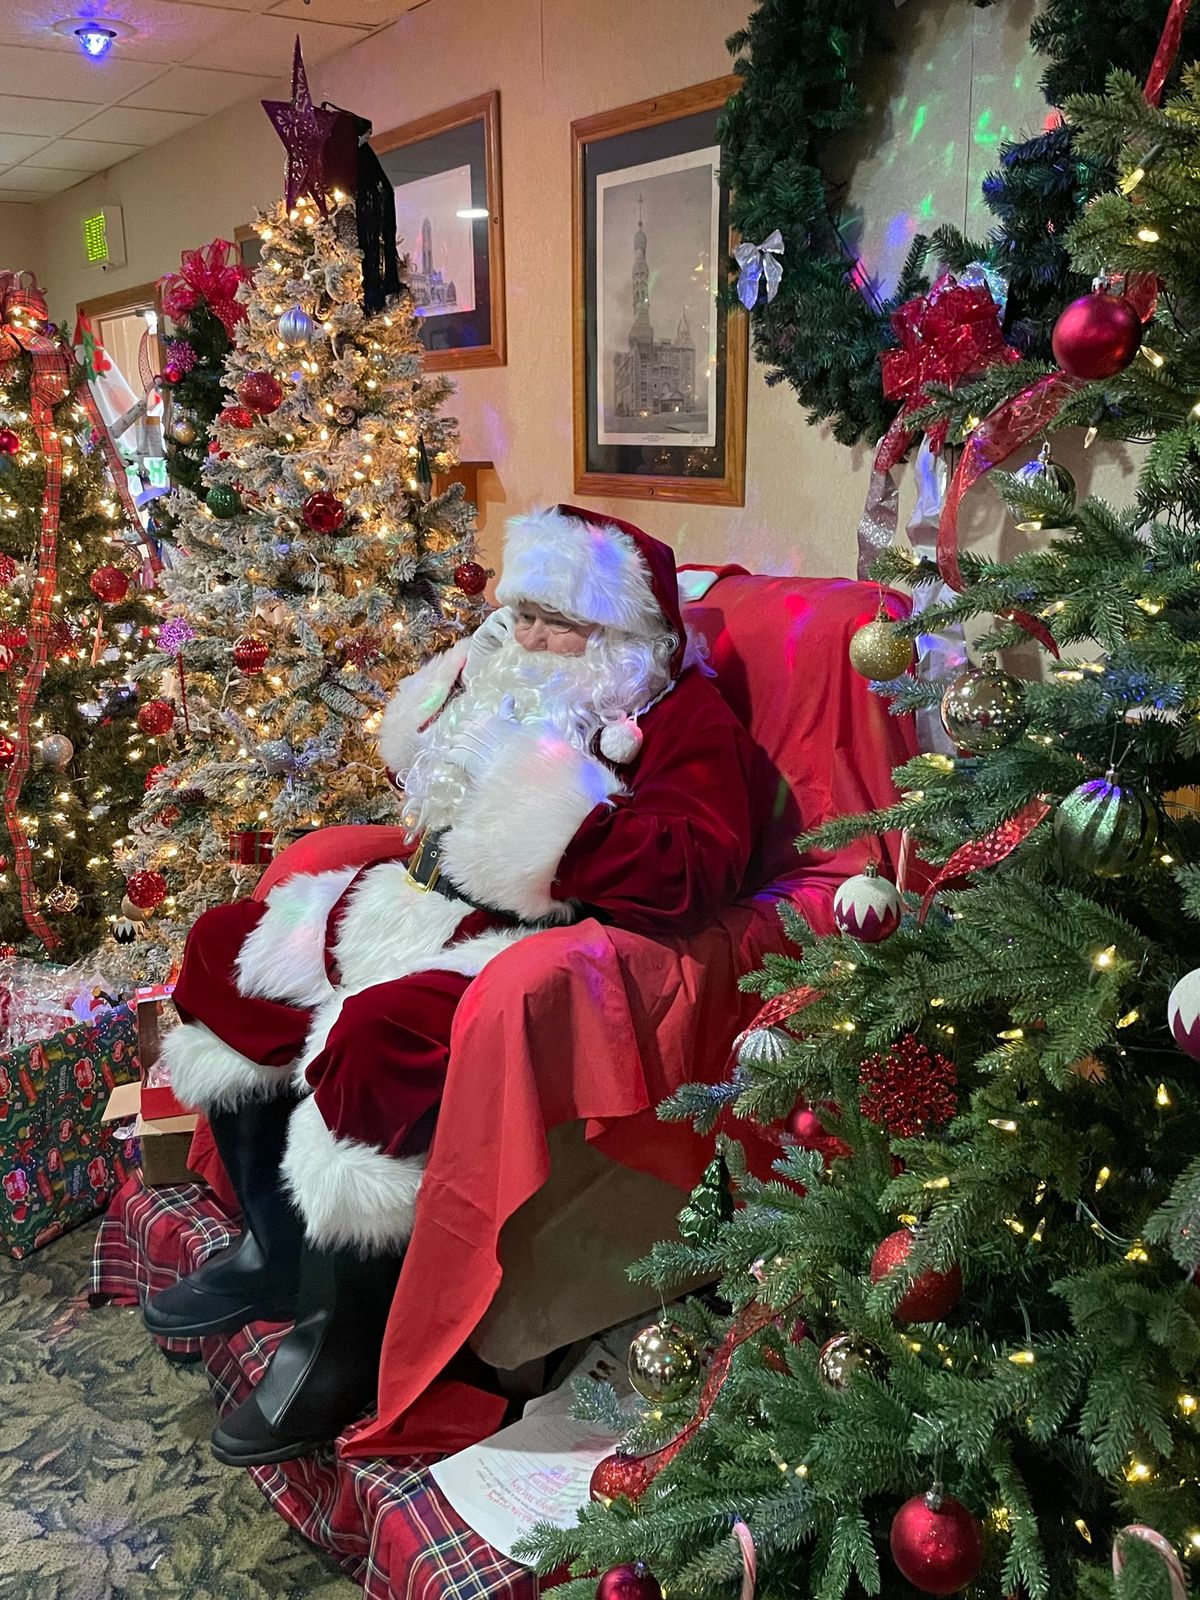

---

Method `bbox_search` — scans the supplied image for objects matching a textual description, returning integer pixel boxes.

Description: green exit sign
[82,210,107,264]
[79,205,125,270]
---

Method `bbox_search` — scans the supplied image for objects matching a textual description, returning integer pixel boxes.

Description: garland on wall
[719,0,1200,448]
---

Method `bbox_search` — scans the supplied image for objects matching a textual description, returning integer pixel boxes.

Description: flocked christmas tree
[115,47,484,979]
[0,272,158,963]
[524,51,1200,1600]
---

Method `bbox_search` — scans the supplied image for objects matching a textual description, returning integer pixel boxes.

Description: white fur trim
[441,722,621,921]
[281,1093,426,1253]
[333,863,468,993]
[235,867,359,1008]
[378,637,470,781]
[163,1019,292,1114]
[495,508,663,637]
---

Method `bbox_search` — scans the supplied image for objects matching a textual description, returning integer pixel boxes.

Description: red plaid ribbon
[0,272,72,949]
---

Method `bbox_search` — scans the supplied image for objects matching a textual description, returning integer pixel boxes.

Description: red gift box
[228,829,274,865]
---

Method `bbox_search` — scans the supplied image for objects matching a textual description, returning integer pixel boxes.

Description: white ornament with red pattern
[1168,967,1200,1060]
[834,860,902,943]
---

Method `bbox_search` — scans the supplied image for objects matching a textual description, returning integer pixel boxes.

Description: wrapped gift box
[101,987,199,1189]
[0,1009,140,1260]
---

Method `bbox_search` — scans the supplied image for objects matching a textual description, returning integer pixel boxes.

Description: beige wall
[25,0,1135,581]
[0,203,42,275]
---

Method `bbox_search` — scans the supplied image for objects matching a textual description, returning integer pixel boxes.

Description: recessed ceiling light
[76,25,117,57]
[52,16,135,57]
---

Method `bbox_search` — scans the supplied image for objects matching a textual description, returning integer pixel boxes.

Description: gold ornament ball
[849,612,914,681]
[817,1332,888,1391]
[170,416,198,447]
[45,884,80,915]
[37,733,74,770]
[627,1322,701,1403]
[939,657,1028,754]
[120,894,152,923]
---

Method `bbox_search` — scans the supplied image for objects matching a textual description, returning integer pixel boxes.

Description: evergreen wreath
[719,0,1200,448]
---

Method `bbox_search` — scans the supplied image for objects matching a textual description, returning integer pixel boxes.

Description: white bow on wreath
[734,230,784,310]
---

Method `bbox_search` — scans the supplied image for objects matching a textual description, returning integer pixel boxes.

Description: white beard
[400,632,666,836]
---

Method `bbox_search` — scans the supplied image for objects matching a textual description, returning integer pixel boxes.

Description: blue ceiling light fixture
[75,24,117,57]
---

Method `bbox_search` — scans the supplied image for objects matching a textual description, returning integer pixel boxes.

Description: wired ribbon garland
[917,796,1050,924]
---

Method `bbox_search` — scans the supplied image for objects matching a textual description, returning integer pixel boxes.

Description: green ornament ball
[939,657,1028,754]
[206,484,242,519]
[1054,768,1158,877]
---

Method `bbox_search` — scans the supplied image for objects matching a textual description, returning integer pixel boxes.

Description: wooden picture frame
[572,77,746,507]
[372,91,506,373]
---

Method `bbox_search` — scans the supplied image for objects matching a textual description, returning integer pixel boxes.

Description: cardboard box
[101,1080,200,1187]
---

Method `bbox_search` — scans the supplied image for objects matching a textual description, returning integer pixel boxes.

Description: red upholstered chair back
[683,574,916,890]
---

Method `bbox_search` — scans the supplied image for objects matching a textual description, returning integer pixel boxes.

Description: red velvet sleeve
[551,674,754,936]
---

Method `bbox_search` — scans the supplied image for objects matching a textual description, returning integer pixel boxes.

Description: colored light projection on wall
[829,1,1041,310]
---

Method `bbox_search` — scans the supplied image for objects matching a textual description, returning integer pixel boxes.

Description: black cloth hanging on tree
[323,106,402,315]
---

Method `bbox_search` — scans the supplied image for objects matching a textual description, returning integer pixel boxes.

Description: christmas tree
[0,273,158,962]
[158,239,253,506]
[117,52,484,979]
[523,60,1200,1600]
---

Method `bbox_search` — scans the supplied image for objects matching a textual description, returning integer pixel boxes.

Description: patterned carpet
[0,1220,359,1600]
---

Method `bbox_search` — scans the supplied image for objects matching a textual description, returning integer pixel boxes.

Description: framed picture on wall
[234,223,263,273]
[372,91,506,373]
[572,76,746,507]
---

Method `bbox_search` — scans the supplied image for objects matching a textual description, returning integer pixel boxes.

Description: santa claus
[145,503,757,1465]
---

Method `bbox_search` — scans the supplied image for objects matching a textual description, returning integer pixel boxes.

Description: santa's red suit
[148,504,756,1465]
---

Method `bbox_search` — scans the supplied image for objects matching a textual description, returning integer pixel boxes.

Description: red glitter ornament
[218,405,255,430]
[454,560,488,596]
[1052,291,1142,380]
[233,636,270,674]
[0,553,15,586]
[0,736,15,768]
[163,362,184,385]
[589,1452,655,1506]
[859,1035,956,1138]
[125,869,167,911]
[890,1491,983,1595]
[343,631,383,669]
[301,490,346,533]
[156,805,181,828]
[0,626,26,652]
[89,565,130,604]
[208,440,228,459]
[237,371,284,415]
[0,427,20,455]
[144,764,168,791]
[595,1565,662,1600]
[870,1229,962,1322]
[137,700,176,736]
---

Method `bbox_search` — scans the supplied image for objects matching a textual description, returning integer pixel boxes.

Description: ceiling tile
[269,0,426,23]
[6,0,236,63]
[0,134,51,165]
[35,137,146,171]
[152,0,270,8]
[0,95,93,139]
[0,46,162,101]
[120,64,275,114]
[0,165,91,194]
[69,104,203,144]
[198,14,369,74]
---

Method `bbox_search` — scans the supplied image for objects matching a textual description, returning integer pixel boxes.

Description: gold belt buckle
[405,831,442,893]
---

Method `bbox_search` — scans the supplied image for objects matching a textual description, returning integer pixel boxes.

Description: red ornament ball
[208,440,228,459]
[590,1451,656,1506]
[163,362,184,385]
[0,553,15,587]
[301,490,346,534]
[137,699,175,736]
[595,1564,662,1600]
[860,1036,957,1139]
[870,1229,962,1323]
[1052,292,1142,380]
[890,1492,983,1595]
[233,636,269,675]
[237,371,284,415]
[0,736,15,768]
[786,1100,852,1164]
[90,565,131,604]
[454,560,488,596]
[0,427,21,456]
[125,869,167,911]
[218,405,255,430]
[155,805,181,828]
[144,764,168,791]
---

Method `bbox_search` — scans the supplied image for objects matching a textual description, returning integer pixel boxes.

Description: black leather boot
[210,1244,402,1466]
[144,1096,303,1339]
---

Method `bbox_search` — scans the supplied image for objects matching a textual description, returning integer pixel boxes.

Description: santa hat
[495,504,687,764]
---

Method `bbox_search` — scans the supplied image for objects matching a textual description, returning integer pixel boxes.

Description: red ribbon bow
[160,239,250,339]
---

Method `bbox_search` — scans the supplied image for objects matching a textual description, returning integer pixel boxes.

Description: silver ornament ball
[939,657,1028,754]
[1013,442,1076,532]
[278,305,316,347]
[37,733,74,770]
[627,1322,701,1403]
[817,1332,888,1391]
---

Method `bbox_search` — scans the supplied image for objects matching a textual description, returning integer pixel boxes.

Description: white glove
[446,697,518,783]
[465,607,515,679]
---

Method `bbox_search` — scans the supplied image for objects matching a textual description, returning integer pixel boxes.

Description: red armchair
[187,571,917,1457]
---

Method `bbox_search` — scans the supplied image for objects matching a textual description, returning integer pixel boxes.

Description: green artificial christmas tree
[0,275,157,961]
[115,62,484,980]
[523,63,1200,1600]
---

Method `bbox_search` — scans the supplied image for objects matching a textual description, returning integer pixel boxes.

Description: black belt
[404,830,459,900]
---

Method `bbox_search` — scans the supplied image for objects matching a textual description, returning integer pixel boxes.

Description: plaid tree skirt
[90,1175,539,1600]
